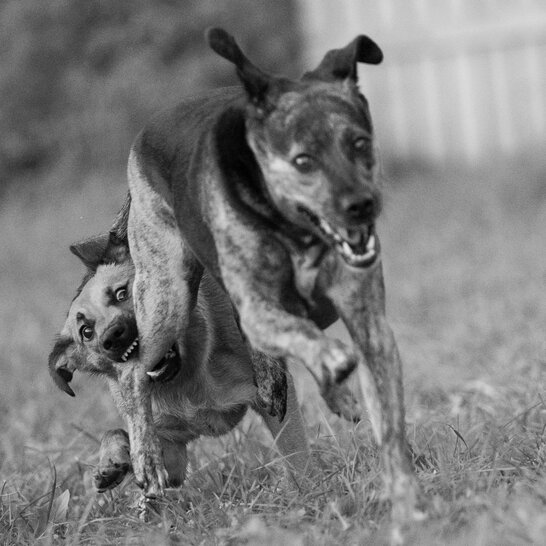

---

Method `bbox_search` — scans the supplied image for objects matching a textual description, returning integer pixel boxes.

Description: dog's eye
[292,154,317,174]
[80,325,94,341]
[115,287,128,302]
[353,137,371,153]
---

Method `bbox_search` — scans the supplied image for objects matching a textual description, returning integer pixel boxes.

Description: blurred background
[301,0,546,165]
[1,0,546,518]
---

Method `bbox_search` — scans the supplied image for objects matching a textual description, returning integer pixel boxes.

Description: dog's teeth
[352,248,376,264]
[319,219,334,236]
[147,370,162,379]
[342,241,353,256]
[120,338,139,362]
[366,234,375,251]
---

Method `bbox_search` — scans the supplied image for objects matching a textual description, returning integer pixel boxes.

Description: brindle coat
[55,28,422,530]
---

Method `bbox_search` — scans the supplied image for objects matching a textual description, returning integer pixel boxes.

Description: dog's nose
[341,195,377,223]
[102,322,135,354]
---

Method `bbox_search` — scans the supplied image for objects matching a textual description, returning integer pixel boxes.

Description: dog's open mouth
[147,345,180,382]
[298,207,378,268]
[120,338,180,382]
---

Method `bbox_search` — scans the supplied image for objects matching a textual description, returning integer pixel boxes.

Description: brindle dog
[57,28,423,530]
[49,230,311,492]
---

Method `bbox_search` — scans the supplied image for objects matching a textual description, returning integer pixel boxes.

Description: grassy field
[1,155,545,545]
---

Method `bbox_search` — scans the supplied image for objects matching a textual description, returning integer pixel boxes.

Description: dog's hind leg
[159,440,188,488]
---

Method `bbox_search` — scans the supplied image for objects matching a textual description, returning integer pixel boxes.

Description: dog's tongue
[338,226,368,254]
[341,227,367,248]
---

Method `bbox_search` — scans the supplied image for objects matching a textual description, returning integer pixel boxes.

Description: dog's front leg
[108,371,168,498]
[327,261,423,534]
[214,228,358,398]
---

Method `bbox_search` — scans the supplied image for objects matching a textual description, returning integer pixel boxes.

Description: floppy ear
[48,336,79,397]
[70,234,110,271]
[206,27,272,105]
[303,35,383,82]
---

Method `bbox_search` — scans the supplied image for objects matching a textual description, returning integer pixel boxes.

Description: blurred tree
[0,0,301,189]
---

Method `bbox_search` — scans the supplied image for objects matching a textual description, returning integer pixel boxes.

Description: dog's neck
[213,105,317,246]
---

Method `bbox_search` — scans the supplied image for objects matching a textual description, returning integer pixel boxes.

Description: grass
[1,154,546,545]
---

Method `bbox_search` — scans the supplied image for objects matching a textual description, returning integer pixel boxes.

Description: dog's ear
[102,231,130,264]
[206,27,272,106]
[303,35,383,82]
[70,234,111,271]
[48,336,79,397]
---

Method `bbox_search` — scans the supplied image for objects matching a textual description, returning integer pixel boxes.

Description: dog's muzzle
[298,206,378,268]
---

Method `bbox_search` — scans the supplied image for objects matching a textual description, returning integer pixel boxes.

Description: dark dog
[62,28,422,528]
[49,232,311,492]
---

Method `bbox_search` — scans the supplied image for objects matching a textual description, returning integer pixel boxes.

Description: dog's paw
[321,381,363,422]
[95,428,132,493]
[94,462,131,493]
[390,473,428,544]
[317,339,358,386]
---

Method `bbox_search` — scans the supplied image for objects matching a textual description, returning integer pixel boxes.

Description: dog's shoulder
[129,87,249,222]
[134,86,245,171]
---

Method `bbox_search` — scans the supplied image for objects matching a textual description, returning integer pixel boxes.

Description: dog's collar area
[297,206,378,268]
[147,345,180,383]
